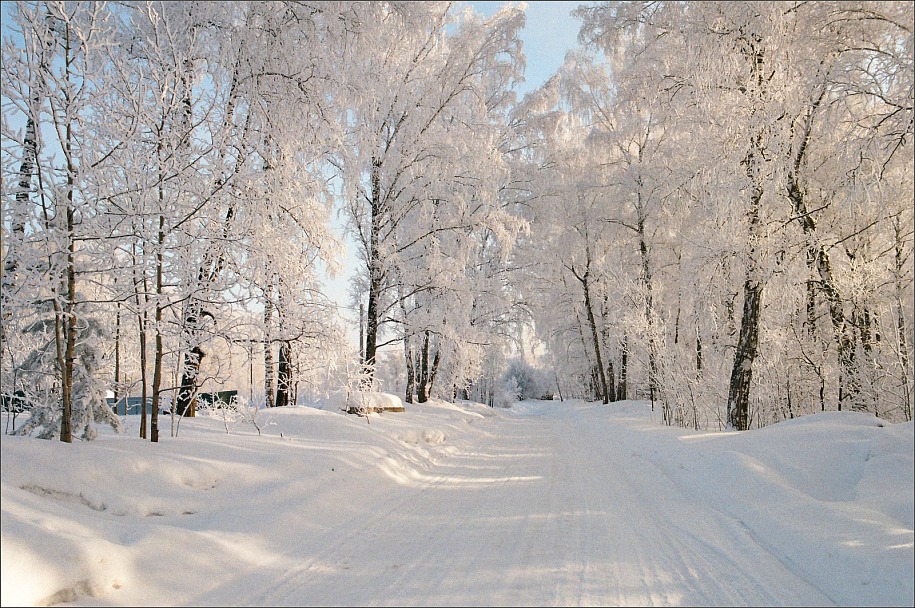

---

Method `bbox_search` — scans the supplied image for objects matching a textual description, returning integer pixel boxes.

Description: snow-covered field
[1,399,912,607]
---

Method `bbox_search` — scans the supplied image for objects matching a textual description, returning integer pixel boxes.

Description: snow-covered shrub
[499,358,550,402]
[14,314,122,440]
[199,394,263,435]
[493,376,520,408]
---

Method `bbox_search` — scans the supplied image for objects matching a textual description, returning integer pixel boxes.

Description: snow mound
[344,391,405,413]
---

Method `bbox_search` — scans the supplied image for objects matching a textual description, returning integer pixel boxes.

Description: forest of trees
[1,1,912,442]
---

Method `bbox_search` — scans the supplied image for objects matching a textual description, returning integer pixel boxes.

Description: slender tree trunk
[113,302,121,416]
[417,330,431,402]
[276,340,292,408]
[859,305,878,413]
[893,217,913,421]
[601,297,617,402]
[149,213,167,442]
[805,251,817,332]
[363,160,383,379]
[619,333,628,401]
[177,331,203,416]
[427,347,441,401]
[134,247,149,439]
[359,303,365,365]
[785,81,867,411]
[696,326,703,380]
[577,268,609,405]
[264,283,275,408]
[637,213,658,407]
[61,191,76,443]
[59,41,77,443]
[404,336,415,404]
[400,294,414,403]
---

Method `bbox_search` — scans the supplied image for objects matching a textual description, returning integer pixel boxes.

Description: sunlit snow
[2,399,912,607]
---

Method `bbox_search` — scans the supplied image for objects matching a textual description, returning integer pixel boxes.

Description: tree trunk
[113,302,121,416]
[427,347,441,401]
[59,56,77,443]
[893,217,913,421]
[359,302,365,365]
[789,177,860,411]
[133,245,149,439]
[578,269,609,405]
[149,214,166,442]
[404,334,415,404]
[264,284,275,408]
[606,359,616,403]
[276,340,292,408]
[637,214,658,407]
[600,296,617,402]
[400,294,414,403]
[363,159,383,379]
[727,276,762,430]
[417,330,431,403]
[727,131,765,431]
[618,333,628,401]
[695,326,703,380]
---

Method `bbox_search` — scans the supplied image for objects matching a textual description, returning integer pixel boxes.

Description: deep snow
[1,398,912,607]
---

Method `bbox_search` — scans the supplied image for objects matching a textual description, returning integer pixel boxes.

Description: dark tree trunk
[618,334,628,401]
[606,358,616,403]
[275,340,292,408]
[581,275,609,404]
[893,217,913,421]
[134,247,149,439]
[600,296,616,402]
[173,53,244,416]
[417,331,431,403]
[695,326,703,380]
[404,334,415,404]
[363,160,383,378]
[59,91,77,444]
[150,213,166,443]
[727,276,762,430]
[427,347,441,401]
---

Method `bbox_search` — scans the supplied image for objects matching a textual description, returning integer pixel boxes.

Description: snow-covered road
[190,400,904,606]
[2,399,911,606]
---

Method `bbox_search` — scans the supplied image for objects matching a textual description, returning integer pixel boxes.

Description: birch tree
[340,2,526,396]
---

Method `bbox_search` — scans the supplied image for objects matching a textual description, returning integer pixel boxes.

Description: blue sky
[465,1,586,93]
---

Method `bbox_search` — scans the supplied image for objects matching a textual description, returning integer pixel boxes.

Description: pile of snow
[358,391,405,412]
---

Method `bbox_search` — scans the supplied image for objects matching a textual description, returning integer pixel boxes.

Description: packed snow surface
[1,399,912,607]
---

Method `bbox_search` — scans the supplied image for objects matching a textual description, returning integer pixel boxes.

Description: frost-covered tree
[339,3,527,400]
[571,0,914,427]
[1,1,124,441]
